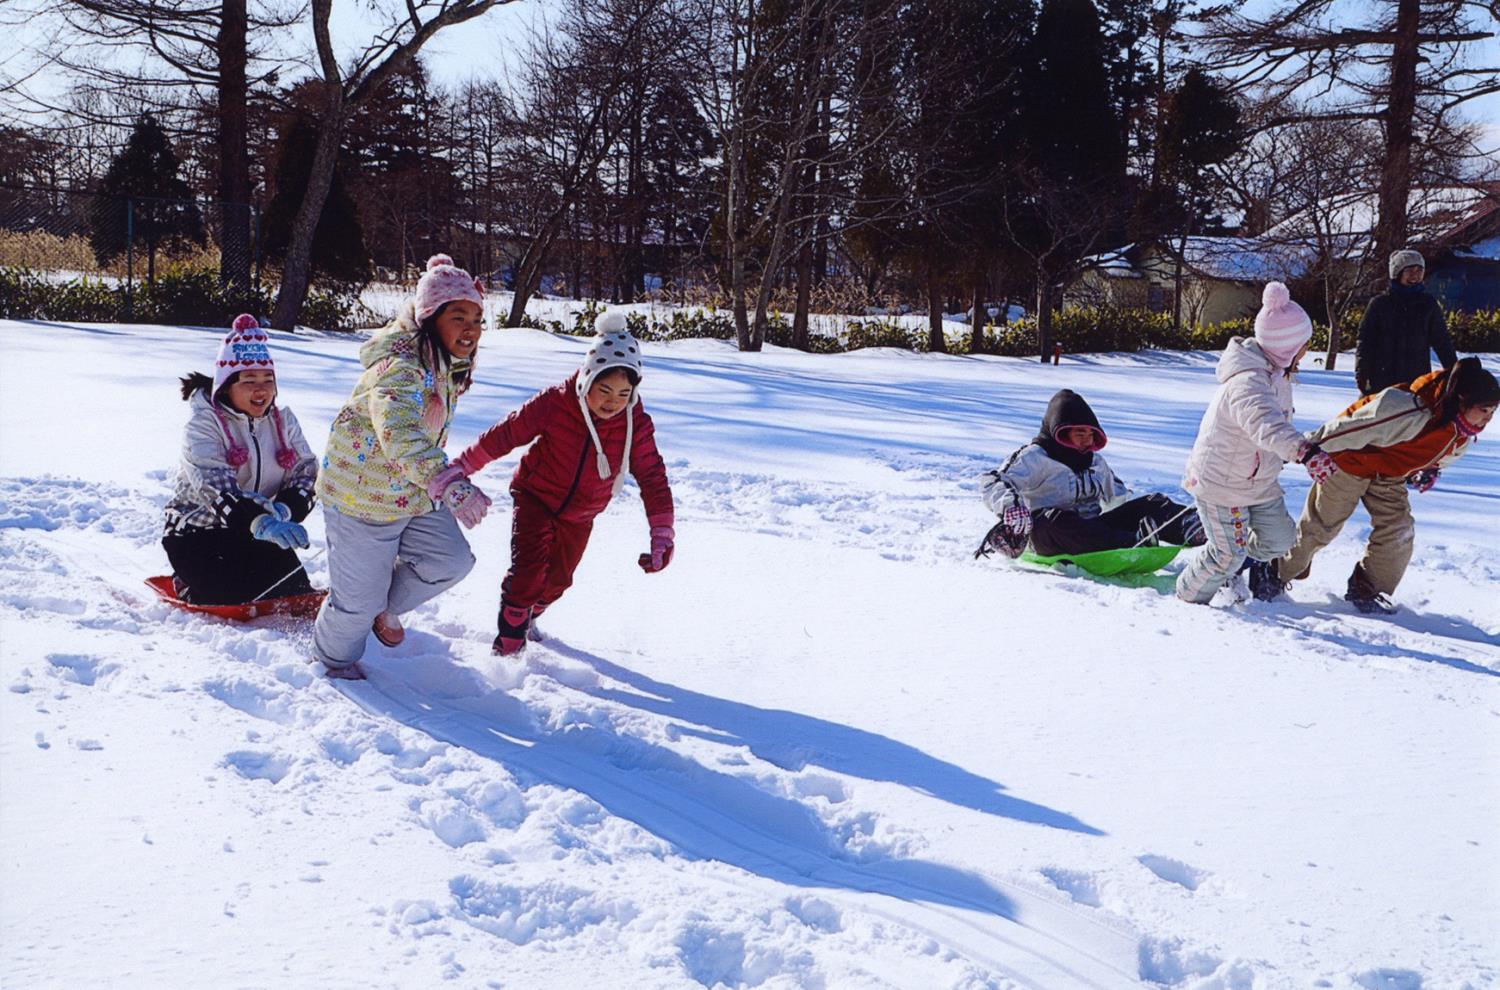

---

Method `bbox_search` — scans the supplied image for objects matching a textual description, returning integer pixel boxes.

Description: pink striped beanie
[1254,282,1312,368]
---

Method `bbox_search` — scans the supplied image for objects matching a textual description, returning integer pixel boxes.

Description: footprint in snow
[1138,853,1209,891]
[1039,866,1103,907]
[222,750,293,783]
[1353,968,1424,990]
[46,653,114,686]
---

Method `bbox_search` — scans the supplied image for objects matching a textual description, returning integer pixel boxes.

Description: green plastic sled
[1020,544,1185,577]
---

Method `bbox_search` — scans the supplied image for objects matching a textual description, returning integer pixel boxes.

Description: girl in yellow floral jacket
[312,254,493,679]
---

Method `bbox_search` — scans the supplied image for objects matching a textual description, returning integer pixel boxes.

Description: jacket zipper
[248,417,263,492]
[554,436,592,517]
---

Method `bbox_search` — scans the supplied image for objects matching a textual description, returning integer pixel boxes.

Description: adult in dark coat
[1354,249,1457,396]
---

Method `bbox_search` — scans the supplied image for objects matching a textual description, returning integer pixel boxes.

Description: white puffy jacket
[1182,337,1306,506]
[982,444,1127,519]
[164,390,318,533]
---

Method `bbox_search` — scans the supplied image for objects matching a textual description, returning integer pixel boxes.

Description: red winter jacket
[457,374,674,525]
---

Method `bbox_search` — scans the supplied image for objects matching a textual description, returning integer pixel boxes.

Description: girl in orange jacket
[1253,357,1498,612]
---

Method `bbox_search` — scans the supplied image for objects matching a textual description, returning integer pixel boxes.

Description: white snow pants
[313,505,475,669]
[1175,496,1296,604]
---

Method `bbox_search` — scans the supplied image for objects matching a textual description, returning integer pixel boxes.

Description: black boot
[1345,564,1396,615]
[1248,558,1287,601]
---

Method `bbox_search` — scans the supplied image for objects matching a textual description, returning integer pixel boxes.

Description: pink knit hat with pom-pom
[213,313,274,394]
[414,253,484,322]
[1253,281,1312,368]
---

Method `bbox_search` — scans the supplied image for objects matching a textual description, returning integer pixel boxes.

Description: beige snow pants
[1279,472,1415,595]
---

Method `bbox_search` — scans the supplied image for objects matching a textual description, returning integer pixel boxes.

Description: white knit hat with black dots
[575,309,644,495]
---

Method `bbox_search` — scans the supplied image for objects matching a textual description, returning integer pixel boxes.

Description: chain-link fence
[0,183,261,319]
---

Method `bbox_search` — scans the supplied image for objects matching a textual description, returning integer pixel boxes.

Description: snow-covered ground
[1,318,1496,989]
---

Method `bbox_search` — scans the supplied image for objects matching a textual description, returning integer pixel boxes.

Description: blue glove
[246,493,292,521]
[250,513,309,550]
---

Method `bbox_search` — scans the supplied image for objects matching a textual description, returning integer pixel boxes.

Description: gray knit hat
[574,309,644,496]
[1388,249,1425,280]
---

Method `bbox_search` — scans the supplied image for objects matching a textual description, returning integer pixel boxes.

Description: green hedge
[528,303,1500,356]
[13,269,1494,355]
[0,265,363,331]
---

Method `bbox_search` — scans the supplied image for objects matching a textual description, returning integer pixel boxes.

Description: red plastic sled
[144,576,326,621]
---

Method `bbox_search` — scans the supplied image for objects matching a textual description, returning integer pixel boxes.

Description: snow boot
[1179,511,1207,547]
[323,660,366,681]
[1248,558,1287,602]
[527,602,549,643]
[492,603,532,656]
[1345,564,1397,615]
[1135,517,1162,547]
[372,611,405,648]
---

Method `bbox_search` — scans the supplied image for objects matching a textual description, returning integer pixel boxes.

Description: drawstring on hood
[210,401,296,469]
[575,310,645,496]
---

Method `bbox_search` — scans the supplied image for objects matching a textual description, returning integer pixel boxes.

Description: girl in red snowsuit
[430,312,675,654]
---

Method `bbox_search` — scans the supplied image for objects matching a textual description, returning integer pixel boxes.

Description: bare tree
[269,0,517,330]
[20,0,299,298]
[1200,0,1500,267]
[497,0,676,327]
[1257,118,1385,370]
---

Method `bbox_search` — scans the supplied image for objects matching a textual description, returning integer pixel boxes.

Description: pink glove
[1406,467,1438,493]
[638,525,675,573]
[1298,442,1340,484]
[442,479,492,529]
[426,462,467,502]
[1002,503,1032,538]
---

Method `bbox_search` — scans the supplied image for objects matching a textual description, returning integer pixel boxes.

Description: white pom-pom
[427,253,455,271]
[595,310,628,335]
[1262,281,1291,309]
[231,313,259,332]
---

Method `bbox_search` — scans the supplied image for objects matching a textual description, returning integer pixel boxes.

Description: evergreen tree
[262,115,372,286]
[344,62,456,272]
[1013,0,1126,360]
[89,116,205,283]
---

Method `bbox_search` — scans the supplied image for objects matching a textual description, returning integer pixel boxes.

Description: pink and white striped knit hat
[414,253,485,323]
[213,314,274,393]
[1253,282,1312,368]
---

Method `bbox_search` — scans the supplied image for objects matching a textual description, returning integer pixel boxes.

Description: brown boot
[372,611,405,647]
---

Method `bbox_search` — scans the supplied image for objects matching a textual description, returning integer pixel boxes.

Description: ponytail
[179,372,213,401]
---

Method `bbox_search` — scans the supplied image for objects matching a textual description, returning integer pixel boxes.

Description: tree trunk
[792,235,813,350]
[270,86,345,330]
[1036,275,1054,363]
[506,212,569,326]
[216,0,252,302]
[926,267,945,353]
[969,277,984,354]
[1172,247,1184,332]
[1323,278,1341,370]
[1373,0,1419,265]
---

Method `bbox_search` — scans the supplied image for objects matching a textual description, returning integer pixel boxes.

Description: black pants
[1032,493,1197,557]
[162,526,313,605]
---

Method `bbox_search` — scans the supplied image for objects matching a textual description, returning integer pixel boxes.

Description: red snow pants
[500,488,595,612]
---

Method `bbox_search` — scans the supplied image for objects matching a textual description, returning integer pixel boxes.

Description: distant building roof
[1264,185,1500,245]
